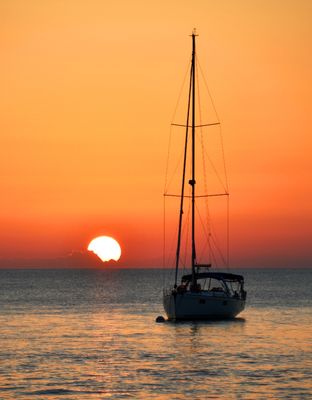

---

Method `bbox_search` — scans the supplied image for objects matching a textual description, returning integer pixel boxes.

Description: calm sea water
[0,268,311,399]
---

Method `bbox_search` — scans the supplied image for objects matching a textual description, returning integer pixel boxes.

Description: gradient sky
[1,0,311,267]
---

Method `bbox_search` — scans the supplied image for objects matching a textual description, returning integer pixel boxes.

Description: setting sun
[87,236,121,263]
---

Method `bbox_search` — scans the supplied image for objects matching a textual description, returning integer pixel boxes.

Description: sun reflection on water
[0,269,311,399]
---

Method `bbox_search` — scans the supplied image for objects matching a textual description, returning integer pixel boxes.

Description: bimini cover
[181,272,244,282]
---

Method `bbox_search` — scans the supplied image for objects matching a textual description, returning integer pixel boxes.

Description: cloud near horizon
[0,251,119,269]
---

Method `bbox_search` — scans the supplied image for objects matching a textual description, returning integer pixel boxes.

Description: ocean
[0,268,311,399]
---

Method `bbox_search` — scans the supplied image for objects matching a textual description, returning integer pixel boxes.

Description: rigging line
[197,57,221,122]
[200,140,229,193]
[196,58,212,264]
[195,198,228,267]
[205,235,220,269]
[164,147,185,194]
[220,125,229,194]
[196,200,227,265]
[192,85,227,193]
[193,207,207,241]
[197,56,230,261]
[210,229,228,267]
[164,197,181,271]
[181,197,191,274]
[162,195,170,286]
[164,125,173,194]
[170,57,192,123]
[210,243,220,269]
[184,202,191,275]
[194,202,211,261]
[165,215,180,269]
[197,58,229,192]
[198,226,223,269]
[164,58,191,196]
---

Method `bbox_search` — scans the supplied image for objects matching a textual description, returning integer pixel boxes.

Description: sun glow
[88,236,121,263]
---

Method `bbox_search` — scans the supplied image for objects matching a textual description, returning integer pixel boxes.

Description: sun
[87,236,121,263]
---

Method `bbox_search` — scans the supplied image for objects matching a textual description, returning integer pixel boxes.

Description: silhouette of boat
[163,30,246,320]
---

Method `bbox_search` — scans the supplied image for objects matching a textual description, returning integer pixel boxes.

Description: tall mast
[191,30,197,285]
[174,30,198,287]
[174,64,192,287]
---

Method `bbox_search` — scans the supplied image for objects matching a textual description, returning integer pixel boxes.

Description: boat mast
[174,31,197,287]
[190,30,197,286]
[174,64,192,287]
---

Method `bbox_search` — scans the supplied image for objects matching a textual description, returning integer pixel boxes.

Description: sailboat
[163,31,246,320]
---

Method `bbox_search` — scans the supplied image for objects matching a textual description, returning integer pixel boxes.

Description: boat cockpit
[175,272,246,300]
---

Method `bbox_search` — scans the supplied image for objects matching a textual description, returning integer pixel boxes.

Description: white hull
[163,290,245,320]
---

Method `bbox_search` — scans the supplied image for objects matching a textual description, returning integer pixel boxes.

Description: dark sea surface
[0,268,311,399]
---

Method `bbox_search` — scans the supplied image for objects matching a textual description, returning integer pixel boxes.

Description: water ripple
[0,268,311,399]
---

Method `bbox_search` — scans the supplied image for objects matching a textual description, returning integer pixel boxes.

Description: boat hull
[163,291,245,321]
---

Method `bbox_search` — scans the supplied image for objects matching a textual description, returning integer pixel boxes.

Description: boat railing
[164,284,246,300]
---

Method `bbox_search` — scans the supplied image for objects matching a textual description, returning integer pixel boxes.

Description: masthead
[191,28,198,36]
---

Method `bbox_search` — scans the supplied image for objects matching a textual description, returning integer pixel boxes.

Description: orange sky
[1,0,311,267]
